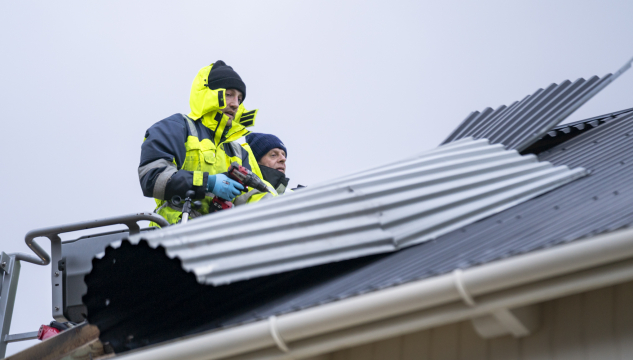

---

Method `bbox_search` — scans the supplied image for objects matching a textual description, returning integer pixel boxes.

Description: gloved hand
[207,174,244,200]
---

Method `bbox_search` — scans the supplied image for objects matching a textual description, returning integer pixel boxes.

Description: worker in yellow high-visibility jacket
[138,61,273,225]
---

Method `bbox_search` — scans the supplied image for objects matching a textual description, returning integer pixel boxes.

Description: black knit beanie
[246,133,287,162]
[206,60,247,102]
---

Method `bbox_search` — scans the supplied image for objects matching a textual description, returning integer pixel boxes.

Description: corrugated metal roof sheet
[126,138,585,285]
[442,58,633,151]
[210,109,633,325]
[442,75,614,151]
[84,109,633,355]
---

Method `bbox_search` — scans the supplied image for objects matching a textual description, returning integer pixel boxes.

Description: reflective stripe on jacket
[138,63,269,225]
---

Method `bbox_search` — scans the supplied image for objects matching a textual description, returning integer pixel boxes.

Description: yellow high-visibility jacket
[138,63,274,225]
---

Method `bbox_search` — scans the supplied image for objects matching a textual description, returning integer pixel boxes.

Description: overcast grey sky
[1,0,632,355]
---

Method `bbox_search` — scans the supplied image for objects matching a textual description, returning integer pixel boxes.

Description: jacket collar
[260,165,289,193]
[199,111,250,144]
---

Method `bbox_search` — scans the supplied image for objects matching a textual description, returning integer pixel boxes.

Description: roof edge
[522,107,633,155]
[117,227,633,360]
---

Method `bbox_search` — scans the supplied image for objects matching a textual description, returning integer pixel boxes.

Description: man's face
[258,148,286,174]
[221,88,243,121]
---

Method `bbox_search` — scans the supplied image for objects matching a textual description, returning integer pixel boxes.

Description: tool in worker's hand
[171,190,201,224]
[228,162,270,193]
[210,162,270,212]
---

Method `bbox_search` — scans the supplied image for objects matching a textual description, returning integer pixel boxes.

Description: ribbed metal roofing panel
[127,138,586,285]
[213,109,633,325]
[522,107,633,155]
[442,75,613,151]
[443,58,633,151]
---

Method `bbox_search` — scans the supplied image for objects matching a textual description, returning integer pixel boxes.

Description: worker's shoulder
[159,113,188,126]
[240,140,253,150]
[148,113,188,131]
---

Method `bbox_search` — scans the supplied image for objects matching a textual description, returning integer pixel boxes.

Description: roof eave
[117,227,633,360]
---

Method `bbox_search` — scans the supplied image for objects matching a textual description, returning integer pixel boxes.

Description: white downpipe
[117,228,633,360]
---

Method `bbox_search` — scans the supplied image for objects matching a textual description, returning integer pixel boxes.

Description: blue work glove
[207,174,244,200]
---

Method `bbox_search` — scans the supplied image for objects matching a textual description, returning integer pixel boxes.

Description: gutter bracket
[471,304,541,339]
[268,315,291,354]
[453,267,541,339]
[453,268,476,306]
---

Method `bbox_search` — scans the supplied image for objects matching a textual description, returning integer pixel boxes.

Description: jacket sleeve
[234,183,277,206]
[138,115,208,201]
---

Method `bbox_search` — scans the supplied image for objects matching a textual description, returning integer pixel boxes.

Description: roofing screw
[1,262,6,268]
[103,342,114,354]
[54,271,59,277]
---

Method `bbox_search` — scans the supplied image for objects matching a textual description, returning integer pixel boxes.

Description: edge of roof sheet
[127,137,587,286]
[442,57,633,151]
[115,227,633,360]
[522,107,633,155]
[554,106,633,131]
[442,76,613,150]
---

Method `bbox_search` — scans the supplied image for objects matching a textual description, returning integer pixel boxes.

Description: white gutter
[231,258,633,360]
[117,228,633,360]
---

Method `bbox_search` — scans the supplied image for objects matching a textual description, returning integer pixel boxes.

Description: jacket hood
[188,63,258,131]
[189,64,222,119]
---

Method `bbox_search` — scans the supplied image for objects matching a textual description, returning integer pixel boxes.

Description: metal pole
[0,254,21,358]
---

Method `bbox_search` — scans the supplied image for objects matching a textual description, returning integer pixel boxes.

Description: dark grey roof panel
[522,107,633,154]
[214,110,633,326]
[442,75,614,151]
